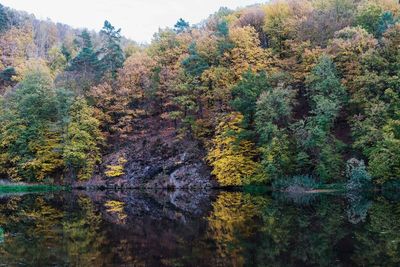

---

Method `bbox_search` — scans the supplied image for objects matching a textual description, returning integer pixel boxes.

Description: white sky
[2,0,266,43]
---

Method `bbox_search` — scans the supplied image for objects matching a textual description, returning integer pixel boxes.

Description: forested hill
[0,0,399,188]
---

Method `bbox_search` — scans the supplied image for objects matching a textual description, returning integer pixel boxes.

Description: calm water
[0,189,399,267]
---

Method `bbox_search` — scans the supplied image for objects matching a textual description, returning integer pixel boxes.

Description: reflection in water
[0,190,398,266]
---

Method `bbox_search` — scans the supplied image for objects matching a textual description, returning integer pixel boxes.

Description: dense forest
[0,0,399,188]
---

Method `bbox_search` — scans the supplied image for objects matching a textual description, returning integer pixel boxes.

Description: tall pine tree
[68,30,99,74]
[99,20,125,78]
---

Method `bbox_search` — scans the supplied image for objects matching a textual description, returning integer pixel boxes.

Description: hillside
[0,0,399,189]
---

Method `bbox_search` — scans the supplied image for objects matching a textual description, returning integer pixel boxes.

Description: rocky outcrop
[76,118,216,189]
[123,137,216,189]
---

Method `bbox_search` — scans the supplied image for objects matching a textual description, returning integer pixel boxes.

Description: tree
[226,26,273,80]
[89,51,154,137]
[99,20,125,78]
[0,69,63,181]
[174,18,190,33]
[293,56,347,181]
[355,3,397,38]
[327,27,376,102]
[68,30,99,74]
[63,97,103,181]
[262,1,293,53]
[0,67,16,92]
[0,4,9,33]
[235,7,267,48]
[48,46,67,76]
[356,3,383,35]
[254,86,296,182]
[231,71,271,131]
[0,25,36,73]
[181,43,209,77]
[298,0,356,46]
[206,112,260,186]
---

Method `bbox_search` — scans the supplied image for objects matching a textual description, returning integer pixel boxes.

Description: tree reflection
[352,198,400,266]
[0,190,398,266]
[63,196,108,266]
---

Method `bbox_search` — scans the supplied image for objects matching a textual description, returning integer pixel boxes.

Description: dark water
[0,189,399,267]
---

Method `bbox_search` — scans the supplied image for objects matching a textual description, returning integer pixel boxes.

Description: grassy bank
[0,184,67,193]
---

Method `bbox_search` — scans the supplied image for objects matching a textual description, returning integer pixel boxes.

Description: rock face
[77,119,216,189]
[123,138,216,189]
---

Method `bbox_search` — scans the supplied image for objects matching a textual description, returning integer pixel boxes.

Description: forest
[0,0,399,188]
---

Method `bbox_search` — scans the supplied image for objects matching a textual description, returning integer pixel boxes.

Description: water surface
[0,189,398,266]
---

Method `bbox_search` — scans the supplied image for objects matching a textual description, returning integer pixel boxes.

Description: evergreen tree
[99,20,125,78]
[68,30,99,74]
[182,43,209,77]
[61,43,72,62]
[231,71,270,132]
[0,4,9,33]
[174,18,189,33]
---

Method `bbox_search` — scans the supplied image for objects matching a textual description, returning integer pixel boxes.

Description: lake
[0,189,398,266]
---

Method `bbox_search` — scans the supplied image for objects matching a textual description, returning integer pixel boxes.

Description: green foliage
[345,158,371,190]
[255,86,296,182]
[0,69,63,181]
[0,69,102,183]
[356,3,397,38]
[63,97,103,181]
[231,71,270,130]
[0,4,9,33]
[68,30,100,75]
[272,175,321,191]
[174,18,189,33]
[293,56,347,182]
[255,86,295,143]
[356,3,384,36]
[368,120,400,184]
[99,20,125,78]
[0,67,16,87]
[181,43,209,77]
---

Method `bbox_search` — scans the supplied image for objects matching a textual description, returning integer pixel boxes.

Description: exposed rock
[77,117,216,189]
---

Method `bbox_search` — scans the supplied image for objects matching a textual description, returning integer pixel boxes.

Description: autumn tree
[89,51,154,138]
[206,112,260,186]
[0,68,63,181]
[226,26,273,80]
[63,97,103,181]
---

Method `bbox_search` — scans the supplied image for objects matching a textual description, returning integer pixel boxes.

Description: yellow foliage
[14,58,53,82]
[0,25,36,71]
[262,1,293,47]
[206,112,260,186]
[104,200,127,222]
[23,131,64,181]
[105,157,127,177]
[207,192,269,265]
[227,26,274,79]
[201,66,235,112]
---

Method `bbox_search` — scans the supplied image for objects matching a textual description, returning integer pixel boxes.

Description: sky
[2,0,266,43]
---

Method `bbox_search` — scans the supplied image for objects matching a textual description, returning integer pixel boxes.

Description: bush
[345,158,371,191]
[272,175,321,192]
